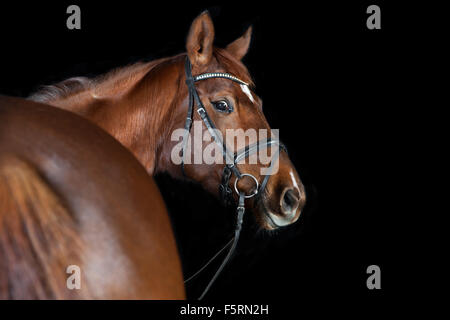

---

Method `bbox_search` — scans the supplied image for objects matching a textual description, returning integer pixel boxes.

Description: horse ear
[226,26,252,60]
[186,11,215,66]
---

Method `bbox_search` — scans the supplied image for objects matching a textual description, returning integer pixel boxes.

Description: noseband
[181,56,286,299]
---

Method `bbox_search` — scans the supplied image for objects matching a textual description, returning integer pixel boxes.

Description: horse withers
[0,95,184,299]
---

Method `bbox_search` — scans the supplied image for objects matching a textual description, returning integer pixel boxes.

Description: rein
[181,56,286,299]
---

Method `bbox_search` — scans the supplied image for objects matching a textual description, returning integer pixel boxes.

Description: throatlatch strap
[180,59,195,177]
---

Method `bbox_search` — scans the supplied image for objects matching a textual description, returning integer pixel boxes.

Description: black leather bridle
[181,56,287,299]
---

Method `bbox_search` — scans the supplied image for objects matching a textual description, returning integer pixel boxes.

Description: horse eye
[211,100,233,113]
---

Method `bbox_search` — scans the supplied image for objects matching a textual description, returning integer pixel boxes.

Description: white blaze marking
[289,170,299,190]
[240,84,254,103]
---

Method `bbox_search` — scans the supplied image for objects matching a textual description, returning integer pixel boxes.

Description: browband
[194,72,249,86]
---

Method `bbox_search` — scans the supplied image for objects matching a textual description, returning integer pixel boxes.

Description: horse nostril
[281,188,300,215]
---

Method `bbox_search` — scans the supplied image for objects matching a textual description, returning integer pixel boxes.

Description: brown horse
[0,95,185,299]
[30,12,306,230]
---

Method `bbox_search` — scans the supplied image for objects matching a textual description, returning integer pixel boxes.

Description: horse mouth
[262,210,280,230]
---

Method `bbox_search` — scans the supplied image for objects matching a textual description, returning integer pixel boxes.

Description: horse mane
[0,155,88,299]
[29,77,91,103]
[28,59,171,103]
[29,49,253,104]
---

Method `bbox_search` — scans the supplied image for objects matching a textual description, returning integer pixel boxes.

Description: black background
[0,0,432,316]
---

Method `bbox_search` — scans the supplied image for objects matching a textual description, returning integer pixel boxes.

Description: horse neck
[47,55,186,175]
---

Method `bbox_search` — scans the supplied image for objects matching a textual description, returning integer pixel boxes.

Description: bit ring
[234,173,259,199]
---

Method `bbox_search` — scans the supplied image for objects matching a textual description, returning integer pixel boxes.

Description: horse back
[0,95,184,299]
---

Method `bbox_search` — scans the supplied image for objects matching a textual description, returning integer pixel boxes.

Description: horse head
[166,12,306,230]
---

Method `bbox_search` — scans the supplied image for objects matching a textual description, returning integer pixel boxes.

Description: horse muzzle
[260,185,305,229]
